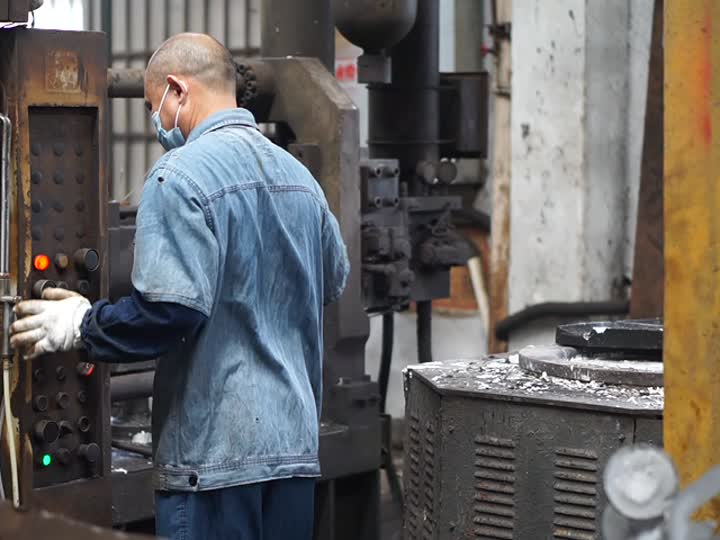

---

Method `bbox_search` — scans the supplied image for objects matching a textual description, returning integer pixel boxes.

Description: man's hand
[9,288,91,359]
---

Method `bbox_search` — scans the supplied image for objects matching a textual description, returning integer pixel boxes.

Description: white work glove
[9,288,91,360]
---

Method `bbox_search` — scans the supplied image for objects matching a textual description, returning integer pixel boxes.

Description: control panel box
[0,29,110,524]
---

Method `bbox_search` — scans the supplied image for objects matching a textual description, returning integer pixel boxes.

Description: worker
[9,33,349,540]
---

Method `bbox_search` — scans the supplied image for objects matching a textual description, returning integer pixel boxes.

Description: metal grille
[553,447,599,540]
[405,412,438,540]
[473,435,516,540]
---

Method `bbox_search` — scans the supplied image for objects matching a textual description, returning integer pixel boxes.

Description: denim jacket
[131,108,349,492]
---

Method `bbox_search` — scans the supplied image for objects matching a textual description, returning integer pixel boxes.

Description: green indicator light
[41,454,52,467]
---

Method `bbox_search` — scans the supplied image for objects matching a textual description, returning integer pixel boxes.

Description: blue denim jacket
[131,108,349,492]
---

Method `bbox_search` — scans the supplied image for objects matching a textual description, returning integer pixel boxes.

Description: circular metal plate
[519,345,663,387]
[555,319,662,357]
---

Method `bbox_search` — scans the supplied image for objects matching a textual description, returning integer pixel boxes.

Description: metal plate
[518,345,663,387]
[555,319,663,356]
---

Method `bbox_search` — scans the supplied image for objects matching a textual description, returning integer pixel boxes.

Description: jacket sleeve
[321,208,349,305]
[131,167,219,316]
[80,288,207,363]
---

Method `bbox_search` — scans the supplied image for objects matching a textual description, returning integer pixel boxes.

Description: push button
[74,248,99,272]
[33,420,59,444]
[78,443,100,463]
[54,253,69,270]
[32,280,56,298]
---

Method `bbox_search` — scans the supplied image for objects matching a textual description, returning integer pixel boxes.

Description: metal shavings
[408,357,664,411]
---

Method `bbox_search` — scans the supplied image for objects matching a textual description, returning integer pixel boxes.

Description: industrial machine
[0,0,489,538]
[403,319,664,539]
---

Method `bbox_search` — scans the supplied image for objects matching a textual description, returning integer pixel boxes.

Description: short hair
[146,33,236,94]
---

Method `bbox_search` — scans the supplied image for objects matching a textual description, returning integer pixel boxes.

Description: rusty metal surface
[0,498,156,540]
[629,0,664,319]
[0,28,110,525]
[664,0,720,523]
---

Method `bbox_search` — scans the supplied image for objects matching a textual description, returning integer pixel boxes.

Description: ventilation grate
[405,413,437,539]
[553,447,599,540]
[473,435,516,540]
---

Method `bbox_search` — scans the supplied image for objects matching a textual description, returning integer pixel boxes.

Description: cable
[0,401,5,500]
[3,361,18,507]
[378,313,394,413]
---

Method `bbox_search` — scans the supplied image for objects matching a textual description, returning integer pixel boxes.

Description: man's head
[144,33,237,145]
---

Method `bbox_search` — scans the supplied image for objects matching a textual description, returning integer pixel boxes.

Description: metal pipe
[494,301,631,342]
[378,313,394,412]
[416,301,433,363]
[368,0,440,197]
[111,371,155,402]
[0,114,12,362]
[107,65,275,102]
[260,0,334,72]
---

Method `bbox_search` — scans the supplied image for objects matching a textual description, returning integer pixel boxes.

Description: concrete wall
[508,0,653,350]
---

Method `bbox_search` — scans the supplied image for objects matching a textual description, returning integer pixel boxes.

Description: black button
[188,473,199,487]
[33,280,56,299]
[32,200,43,213]
[33,395,48,412]
[33,420,59,444]
[59,420,73,436]
[77,416,90,433]
[31,171,43,184]
[53,143,65,157]
[77,390,88,404]
[33,368,45,383]
[56,392,70,409]
[79,443,100,463]
[74,248,100,272]
[77,280,90,295]
[31,143,41,156]
[55,366,66,381]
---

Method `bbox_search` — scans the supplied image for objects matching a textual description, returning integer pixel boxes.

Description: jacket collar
[186,108,258,144]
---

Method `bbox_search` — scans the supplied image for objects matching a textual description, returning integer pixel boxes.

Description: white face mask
[151,83,186,151]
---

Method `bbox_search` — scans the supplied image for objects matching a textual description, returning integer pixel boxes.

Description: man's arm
[81,288,207,362]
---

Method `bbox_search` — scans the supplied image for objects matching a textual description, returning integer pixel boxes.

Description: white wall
[508,0,654,350]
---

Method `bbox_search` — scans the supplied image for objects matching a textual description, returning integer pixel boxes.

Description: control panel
[0,29,111,523]
[27,107,103,488]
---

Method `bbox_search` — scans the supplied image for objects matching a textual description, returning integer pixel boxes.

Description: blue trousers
[155,478,315,540]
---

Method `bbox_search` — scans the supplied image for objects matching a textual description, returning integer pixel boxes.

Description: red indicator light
[34,254,50,271]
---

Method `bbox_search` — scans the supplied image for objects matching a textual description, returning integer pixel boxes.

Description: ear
[166,75,188,101]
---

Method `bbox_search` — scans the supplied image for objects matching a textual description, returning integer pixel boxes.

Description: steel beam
[664,0,720,522]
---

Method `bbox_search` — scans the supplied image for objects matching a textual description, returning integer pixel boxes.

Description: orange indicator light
[34,254,50,271]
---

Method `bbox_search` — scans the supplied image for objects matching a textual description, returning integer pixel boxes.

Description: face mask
[152,83,186,151]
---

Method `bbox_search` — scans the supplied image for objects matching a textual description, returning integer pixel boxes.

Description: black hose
[494,300,630,342]
[417,300,433,363]
[378,313,394,413]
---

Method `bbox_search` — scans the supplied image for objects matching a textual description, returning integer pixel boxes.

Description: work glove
[9,288,91,360]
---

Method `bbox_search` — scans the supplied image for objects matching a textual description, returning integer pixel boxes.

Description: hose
[416,301,433,363]
[3,360,18,507]
[378,313,394,413]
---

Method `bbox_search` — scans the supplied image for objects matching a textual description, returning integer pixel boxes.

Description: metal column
[664,0,720,522]
[260,0,334,72]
